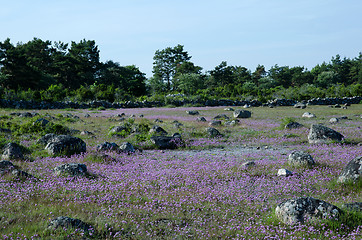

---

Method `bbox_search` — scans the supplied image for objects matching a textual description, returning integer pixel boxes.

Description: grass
[0,105,361,239]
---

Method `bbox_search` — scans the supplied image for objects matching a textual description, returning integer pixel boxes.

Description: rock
[329,117,339,124]
[224,107,234,111]
[84,113,91,118]
[294,102,307,109]
[308,124,344,144]
[233,110,251,118]
[44,135,86,156]
[154,118,163,123]
[213,114,229,120]
[48,216,93,232]
[334,104,341,108]
[174,122,183,128]
[150,136,181,149]
[341,202,362,212]
[186,110,199,115]
[37,133,58,146]
[197,117,207,122]
[277,168,293,177]
[11,169,34,179]
[209,120,222,126]
[2,143,24,161]
[275,197,341,225]
[224,120,239,126]
[33,118,50,126]
[149,125,168,136]
[109,125,128,135]
[242,161,255,168]
[302,112,316,118]
[80,130,94,136]
[285,122,303,129]
[337,156,361,183]
[97,142,119,151]
[206,127,222,137]
[172,133,182,138]
[54,163,87,177]
[0,160,15,176]
[118,142,135,153]
[243,104,251,108]
[288,151,315,167]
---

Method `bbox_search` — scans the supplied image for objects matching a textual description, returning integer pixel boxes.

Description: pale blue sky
[1,0,361,77]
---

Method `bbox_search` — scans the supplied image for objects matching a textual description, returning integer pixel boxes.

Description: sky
[1,0,361,77]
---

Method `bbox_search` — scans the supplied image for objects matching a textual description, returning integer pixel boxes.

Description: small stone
[278,168,293,177]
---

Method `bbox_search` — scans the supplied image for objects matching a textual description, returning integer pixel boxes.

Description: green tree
[177,73,205,95]
[152,44,191,91]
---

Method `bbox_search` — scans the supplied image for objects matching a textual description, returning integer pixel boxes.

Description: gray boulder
[0,160,15,176]
[209,120,222,126]
[302,112,316,118]
[224,107,234,111]
[275,197,341,225]
[150,136,181,149]
[97,142,119,151]
[294,102,307,109]
[341,202,362,212]
[329,117,339,124]
[233,110,251,118]
[197,117,207,122]
[285,122,303,129]
[118,142,135,153]
[206,127,222,137]
[186,110,199,115]
[54,163,87,177]
[80,130,94,136]
[109,125,128,135]
[308,124,344,144]
[2,143,24,161]
[149,125,168,136]
[34,118,50,126]
[11,169,34,179]
[337,156,361,183]
[48,216,93,232]
[278,168,293,177]
[288,151,315,167]
[213,114,229,120]
[44,135,86,156]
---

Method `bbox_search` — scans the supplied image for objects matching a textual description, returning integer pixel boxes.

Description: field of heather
[0,105,361,239]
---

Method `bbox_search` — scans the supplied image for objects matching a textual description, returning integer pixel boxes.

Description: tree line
[0,38,361,103]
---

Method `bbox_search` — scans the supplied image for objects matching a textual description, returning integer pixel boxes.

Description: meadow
[0,104,361,239]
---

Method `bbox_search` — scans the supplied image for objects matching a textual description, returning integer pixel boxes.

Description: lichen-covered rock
[48,216,93,232]
[149,125,168,136]
[54,163,87,177]
[44,135,86,156]
[206,127,222,138]
[285,122,303,129]
[97,142,119,151]
[109,125,128,135]
[302,112,316,118]
[337,156,361,183]
[2,143,24,161]
[33,118,50,126]
[294,102,307,109]
[150,136,180,149]
[186,110,199,115]
[209,120,222,126]
[288,151,315,167]
[341,202,362,212]
[213,114,229,120]
[329,117,339,124]
[197,117,207,122]
[118,142,135,153]
[275,197,341,225]
[278,168,293,177]
[0,160,15,176]
[233,110,251,118]
[308,124,344,144]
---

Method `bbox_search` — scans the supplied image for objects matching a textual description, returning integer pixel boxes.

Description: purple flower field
[0,105,361,239]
